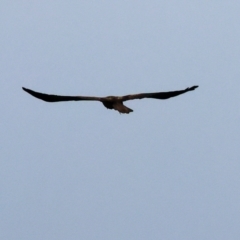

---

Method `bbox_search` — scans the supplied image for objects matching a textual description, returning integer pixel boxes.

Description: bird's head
[106,96,115,101]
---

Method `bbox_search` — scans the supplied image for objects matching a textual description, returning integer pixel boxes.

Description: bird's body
[22,85,198,114]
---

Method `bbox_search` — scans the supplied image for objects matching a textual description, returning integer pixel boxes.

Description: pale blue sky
[1,1,240,239]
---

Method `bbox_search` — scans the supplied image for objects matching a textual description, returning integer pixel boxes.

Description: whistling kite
[22,85,198,114]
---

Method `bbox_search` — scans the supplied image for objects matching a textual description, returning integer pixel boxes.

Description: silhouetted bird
[22,85,198,114]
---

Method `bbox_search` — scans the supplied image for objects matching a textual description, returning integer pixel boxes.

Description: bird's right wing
[22,87,101,102]
[121,86,198,101]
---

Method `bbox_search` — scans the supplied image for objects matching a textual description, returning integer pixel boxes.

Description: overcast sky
[1,1,240,239]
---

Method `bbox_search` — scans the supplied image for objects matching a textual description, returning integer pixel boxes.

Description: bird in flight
[22,85,198,114]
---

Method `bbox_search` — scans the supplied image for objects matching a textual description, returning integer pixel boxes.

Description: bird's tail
[113,102,133,114]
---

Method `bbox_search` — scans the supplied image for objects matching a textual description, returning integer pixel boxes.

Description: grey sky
[1,1,240,239]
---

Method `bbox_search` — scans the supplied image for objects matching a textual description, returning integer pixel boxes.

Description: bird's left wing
[121,86,198,101]
[22,87,101,102]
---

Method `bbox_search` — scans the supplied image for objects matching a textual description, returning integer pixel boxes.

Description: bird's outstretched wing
[121,86,198,101]
[22,87,101,102]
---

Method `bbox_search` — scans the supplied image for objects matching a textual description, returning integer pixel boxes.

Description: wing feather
[22,87,101,102]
